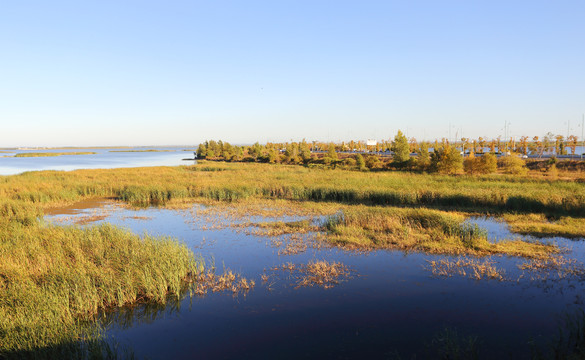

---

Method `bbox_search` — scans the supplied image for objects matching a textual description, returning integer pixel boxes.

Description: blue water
[46,202,585,359]
[0,147,196,175]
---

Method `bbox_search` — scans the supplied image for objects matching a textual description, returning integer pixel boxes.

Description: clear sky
[1,1,584,147]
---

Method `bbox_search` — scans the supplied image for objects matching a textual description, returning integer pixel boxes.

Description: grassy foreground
[1,160,583,216]
[0,161,581,356]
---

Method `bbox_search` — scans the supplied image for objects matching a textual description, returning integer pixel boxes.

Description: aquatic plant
[427,258,506,281]
[322,206,555,257]
[269,260,350,289]
[0,221,201,356]
[503,213,585,239]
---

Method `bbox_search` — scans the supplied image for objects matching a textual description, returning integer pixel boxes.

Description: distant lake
[0,147,197,175]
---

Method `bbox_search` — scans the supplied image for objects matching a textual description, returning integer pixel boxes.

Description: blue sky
[1,1,584,146]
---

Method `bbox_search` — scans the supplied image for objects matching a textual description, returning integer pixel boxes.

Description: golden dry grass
[427,258,506,281]
[269,260,350,289]
[503,213,585,239]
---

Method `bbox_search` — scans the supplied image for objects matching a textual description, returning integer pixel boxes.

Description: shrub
[498,156,527,175]
[416,143,431,171]
[355,154,366,171]
[464,153,497,175]
[365,155,382,169]
[431,146,463,174]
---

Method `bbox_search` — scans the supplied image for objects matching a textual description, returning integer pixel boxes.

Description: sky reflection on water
[46,202,585,359]
[0,147,195,175]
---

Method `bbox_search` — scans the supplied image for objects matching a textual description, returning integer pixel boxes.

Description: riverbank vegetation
[194,136,585,179]
[0,221,201,357]
[322,206,555,257]
[503,213,585,239]
[1,161,583,217]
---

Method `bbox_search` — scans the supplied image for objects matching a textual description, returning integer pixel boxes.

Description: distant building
[366,139,377,146]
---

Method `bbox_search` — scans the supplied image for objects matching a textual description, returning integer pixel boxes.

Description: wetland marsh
[1,159,585,359]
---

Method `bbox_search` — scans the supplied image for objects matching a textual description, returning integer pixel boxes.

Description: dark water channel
[46,203,585,359]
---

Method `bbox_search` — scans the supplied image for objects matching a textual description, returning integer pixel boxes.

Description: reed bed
[323,206,556,258]
[503,213,585,239]
[0,221,201,356]
[0,162,582,217]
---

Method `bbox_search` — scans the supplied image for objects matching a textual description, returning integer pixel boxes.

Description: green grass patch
[503,214,585,239]
[323,206,556,258]
[0,161,583,217]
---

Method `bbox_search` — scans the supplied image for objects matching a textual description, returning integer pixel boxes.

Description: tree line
[196,131,578,175]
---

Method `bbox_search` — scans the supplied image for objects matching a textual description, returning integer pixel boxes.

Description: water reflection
[100,292,186,330]
[45,204,585,359]
[0,147,194,175]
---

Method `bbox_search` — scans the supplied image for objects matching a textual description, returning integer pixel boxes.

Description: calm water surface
[0,147,195,175]
[45,202,585,359]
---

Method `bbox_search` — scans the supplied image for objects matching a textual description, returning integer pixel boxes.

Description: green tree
[207,140,218,157]
[222,142,234,160]
[391,130,410,164]
[365,155,381,169]
[463,153,477,175]
[498,156,527,175]
[480,153,498,174]
[248,142,264,159]
[431,145,463,174]
[417,142,431,171]
[326,143,338,160]
[464,153,497,175]
[196,143,207,158]
[266,148,278,163]
[285,143,300,164]
[355,154,366,170]
[300,140,313,163]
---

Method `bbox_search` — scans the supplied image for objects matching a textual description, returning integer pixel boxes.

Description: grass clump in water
[427,258,506,281]
[0,220,201,357]
[503,213,585,239]
[269,260,350,289]
[191,269,255,296]
[250,219,316,236]
[323,206,556,258]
